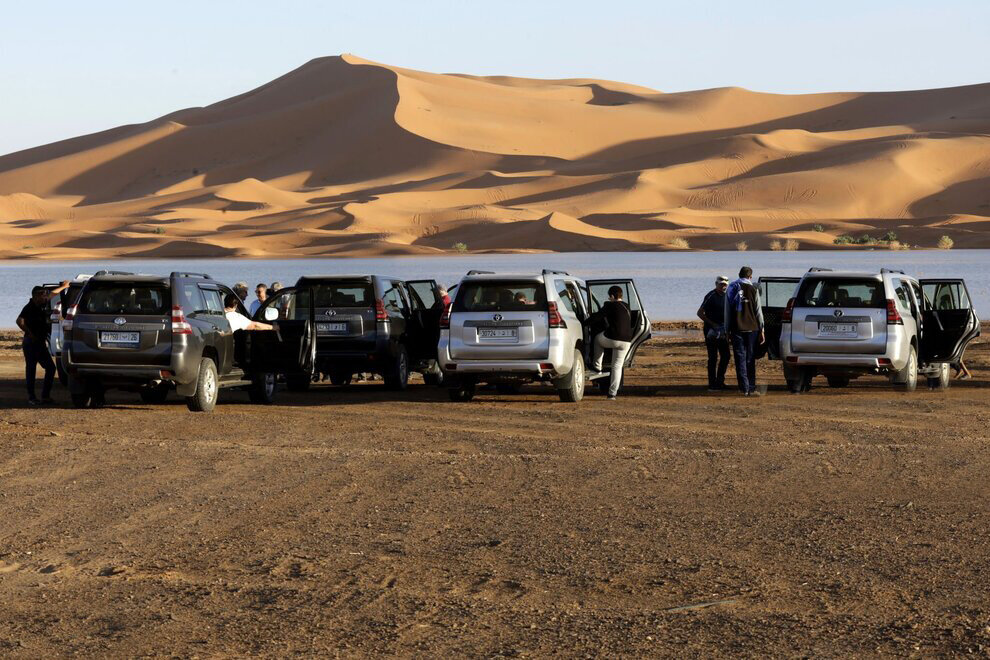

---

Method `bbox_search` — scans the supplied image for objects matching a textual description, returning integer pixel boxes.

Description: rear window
[454,281,548,312]
[796,278,885,308]
[302,282,374,308]
[80,283,170,315]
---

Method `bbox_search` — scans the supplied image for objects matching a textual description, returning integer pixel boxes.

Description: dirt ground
[1,327,989,657]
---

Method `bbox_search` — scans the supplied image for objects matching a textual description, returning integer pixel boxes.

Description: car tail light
[886,299,903,325]
[547,301,566,328]
[375,299,388,321]
[439,301,451,328]
[785,356,799,363]
[171,305,192,335]
[539,362,555,371]
[782,297,795,323]
[62,304,78,332]
[447,363,457,370]
[878,358,892,366]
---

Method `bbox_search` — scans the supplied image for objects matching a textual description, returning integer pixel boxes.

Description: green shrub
[937,235,954,250]
[881,230,898,243]
[451,242,468,253]
[784,238,799,251]
[153,227,166,235]
[768,240,781,251]
[669,237,690,249]
[812,224,825,232]
[735,240,748,251]
[833,234,854,245]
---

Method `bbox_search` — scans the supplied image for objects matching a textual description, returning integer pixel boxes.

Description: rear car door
[585,279,651,367]
[918,279,980,363]
[250,286,316,376]
[70,279,172,367]
[789,277,888,354]
[404,280,442,361]
[756,277,800,359]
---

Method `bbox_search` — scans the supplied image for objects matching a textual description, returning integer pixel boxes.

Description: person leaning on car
[697,275,730,391]
[17,281,70,405]
[223,294,274,332]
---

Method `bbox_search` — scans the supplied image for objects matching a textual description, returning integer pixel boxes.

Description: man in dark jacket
[16,282,69,405]
[697,275,730,391]
[724,267,765,396]
[589,285,634,400]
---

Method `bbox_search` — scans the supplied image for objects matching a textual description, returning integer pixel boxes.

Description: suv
[270,275,445,391]
[775,268,980,392]
[62,272,315,411]
[438,270,651,402]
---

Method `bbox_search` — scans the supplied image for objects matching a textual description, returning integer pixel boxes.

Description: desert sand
[1,55,989,259]
[1,329,988,654]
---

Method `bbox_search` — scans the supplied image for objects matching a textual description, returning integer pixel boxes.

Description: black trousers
[23,336,55,400]
[705,334,730,388]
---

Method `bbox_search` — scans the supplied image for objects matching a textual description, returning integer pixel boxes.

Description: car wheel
[286,374,312,392]
[384,345,409,391]
[249,372,277,404]
[893,346,918,392]
[186,358,218,412]
[557,349,585,402]
[927,362,950,390]
[826,376,849,389]
[423,370,444,387]
[448,383,476,402]
[139,382,170,404]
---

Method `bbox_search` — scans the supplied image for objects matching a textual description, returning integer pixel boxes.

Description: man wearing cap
[724,266,765,396]
[697,275,730,391]
[16,281,70,405]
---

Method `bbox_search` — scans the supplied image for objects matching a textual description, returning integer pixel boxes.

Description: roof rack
[170,271,212,279]
[466,270,495,275]
[880,268,905,275]
[542,269,570,276]
[807,267,833,272]
[94,270,134,276]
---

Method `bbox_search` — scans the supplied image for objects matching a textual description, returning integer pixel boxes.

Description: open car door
[249,286,316,377]
[756,276,800,359]
[585,279,651,368]
[404,279,443,362]
[918,279,980,363]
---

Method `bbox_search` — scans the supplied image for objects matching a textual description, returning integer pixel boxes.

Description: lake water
[2,251,988,326]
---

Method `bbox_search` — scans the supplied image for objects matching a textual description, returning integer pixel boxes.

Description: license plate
[100,331,140,344]
[317,322,348,333]
[820,322,856,335]
[478,328,517,339]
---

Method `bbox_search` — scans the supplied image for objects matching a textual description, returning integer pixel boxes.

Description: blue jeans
[731,331,758,393]
[23,336,55,400]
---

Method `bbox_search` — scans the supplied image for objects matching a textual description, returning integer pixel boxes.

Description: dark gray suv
[62,272,315,411]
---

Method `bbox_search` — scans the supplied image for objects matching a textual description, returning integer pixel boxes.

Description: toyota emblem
[114,317,127,325]
[323,310,337,318]
[833,309,843,317]
[493,313,503,322]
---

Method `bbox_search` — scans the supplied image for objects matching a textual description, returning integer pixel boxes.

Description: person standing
[249,283,268,316]
[697,275,730,391]
[233,281,249,302]
[589,285,634,400]
[16,282,69,405]
[269,281,283,294]
[724,266,765,396]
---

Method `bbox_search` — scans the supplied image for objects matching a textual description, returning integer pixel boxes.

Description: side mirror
[264,307,279,321]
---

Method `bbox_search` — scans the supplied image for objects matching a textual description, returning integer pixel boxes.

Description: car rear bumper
[442,360,560,376]
[783,354,894,369]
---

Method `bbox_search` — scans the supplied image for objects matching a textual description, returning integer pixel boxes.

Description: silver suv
[778,268,980,392]
[437,270,651,402]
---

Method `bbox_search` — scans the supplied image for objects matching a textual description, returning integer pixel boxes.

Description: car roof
[460,273,547,282]
[295,274,390,282]
[802,271,885,279]
[89,274,169,284]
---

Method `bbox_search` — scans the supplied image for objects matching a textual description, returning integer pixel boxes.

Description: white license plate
[478,327,517,339]
[100,331,140,344]
[820,322,857,335]
[317,322,348,333]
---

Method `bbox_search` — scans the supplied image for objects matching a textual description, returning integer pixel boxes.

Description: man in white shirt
[248,283,268,316]
[224,294,274,332]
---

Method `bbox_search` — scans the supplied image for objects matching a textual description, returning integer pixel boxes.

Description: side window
[180,283,208,313]
[923,282,970,310]
[556,281,577,315]
[565,282,587,320]
[219,287,248,316]
[201,288,224,314]
[891,279,910,311]
[382,284,407,316]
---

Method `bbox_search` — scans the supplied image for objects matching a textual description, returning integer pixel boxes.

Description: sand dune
[1,54,989,259]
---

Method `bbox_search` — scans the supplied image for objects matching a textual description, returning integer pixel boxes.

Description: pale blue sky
[2,0,987,156]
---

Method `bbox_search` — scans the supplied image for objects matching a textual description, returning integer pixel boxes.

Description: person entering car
[588,285,633,400]
[223,294,275,332]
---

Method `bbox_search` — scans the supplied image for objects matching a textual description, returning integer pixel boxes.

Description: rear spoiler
[170,271,211,279]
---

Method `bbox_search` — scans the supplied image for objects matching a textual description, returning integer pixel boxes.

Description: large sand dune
[1,55,989,258]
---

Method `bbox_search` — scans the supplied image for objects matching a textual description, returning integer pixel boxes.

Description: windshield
[454,281,548,312]
[796,278,885,308]
[299,281,375,308]
[80,283,170,315]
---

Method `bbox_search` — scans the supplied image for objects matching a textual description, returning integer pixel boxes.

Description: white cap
[716,275,729,284]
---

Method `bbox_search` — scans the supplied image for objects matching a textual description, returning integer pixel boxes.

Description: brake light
[439,301,451,328]
[782,297,795,323]
[547,301,566,328]
[62,304,78,332]
[171,305,192,335]
[375,299,388,321]
[886,299,903,325]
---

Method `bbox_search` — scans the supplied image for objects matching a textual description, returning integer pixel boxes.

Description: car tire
[448,383,475,402]
[826,376,849,389]
[330,372,352,387]
[893,346,918,392]
[787,367,813,393]
[423,370,444,387]
[927,362,950,390]
[186,358,219,412]
[249,372,277,404]
[384,345,409,391]
[139,383,170,404]
[286,374,312,392]
[557,349,585,403]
